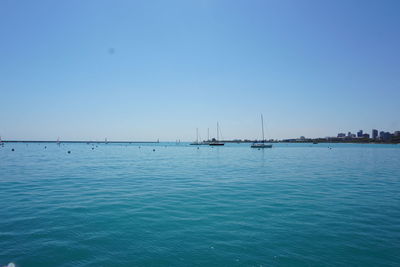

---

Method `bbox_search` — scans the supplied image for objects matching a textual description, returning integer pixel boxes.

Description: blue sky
[1,0,399,141]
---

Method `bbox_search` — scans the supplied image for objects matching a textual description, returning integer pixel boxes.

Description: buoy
[11,148,14,151]
[153,149,155,152]
[45,146,47,149]
[67,151,71,154]
[92,147,94,150]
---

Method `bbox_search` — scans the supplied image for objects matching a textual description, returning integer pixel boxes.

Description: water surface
[1,142,399,266]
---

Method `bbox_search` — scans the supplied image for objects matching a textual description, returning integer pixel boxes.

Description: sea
[0,142,399,266]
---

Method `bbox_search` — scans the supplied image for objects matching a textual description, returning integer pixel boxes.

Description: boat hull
[209,143,224,146]
[190,142,209,145]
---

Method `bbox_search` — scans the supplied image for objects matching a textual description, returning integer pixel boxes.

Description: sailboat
[190,128,200,145]
[197,131,209,145]
[251,114,272,148]
[209,122,224,146]
[199,128,211,145]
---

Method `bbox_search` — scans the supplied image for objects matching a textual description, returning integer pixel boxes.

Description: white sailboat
[198,131,209,145]
[209,122,224,146]
[200,128,211,145]
[190,128,200,145]
[251,114,272,148]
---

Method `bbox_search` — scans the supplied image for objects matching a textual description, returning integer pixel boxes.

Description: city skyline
[1,0,399,141]
[2,127,399,143]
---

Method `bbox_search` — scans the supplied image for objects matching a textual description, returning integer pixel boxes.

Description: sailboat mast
[261,114,265,143]
[207,128,210,141]
[217,122,219,141]
[196,128,199,143]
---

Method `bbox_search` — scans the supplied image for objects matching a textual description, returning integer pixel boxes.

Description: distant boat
[197,130,209,145]
[209,142,224,146]
[199,128,211,145]
[190,128,200,145]
[209,122,224,146]
[251,114,272,148]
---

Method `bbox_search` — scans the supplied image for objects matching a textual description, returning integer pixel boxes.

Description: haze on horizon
[1,0,399,141]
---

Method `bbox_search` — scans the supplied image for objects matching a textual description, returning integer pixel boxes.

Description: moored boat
[209,142,224,146]
[190,128,200,145]
[251,143,272,148]
[251,114,272,149]
[209,122,224,146]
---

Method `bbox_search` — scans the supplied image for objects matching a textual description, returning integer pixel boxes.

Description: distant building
[394,131,400,137]
[337,133,346,138]
[357,130,363,138]
[380,131,392,141]
[363,133,370,139]
[347,132,352,137]
[372,129,378,139]
[299,136,306,140]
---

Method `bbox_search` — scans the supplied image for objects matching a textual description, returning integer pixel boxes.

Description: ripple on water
[1,143,400,266]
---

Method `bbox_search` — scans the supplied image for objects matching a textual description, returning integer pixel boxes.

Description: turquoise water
[1,142,399,266]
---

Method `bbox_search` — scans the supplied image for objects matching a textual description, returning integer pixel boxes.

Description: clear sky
[1,0,399,141]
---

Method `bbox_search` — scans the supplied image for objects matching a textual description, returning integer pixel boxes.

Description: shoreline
[1,140,399,144]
